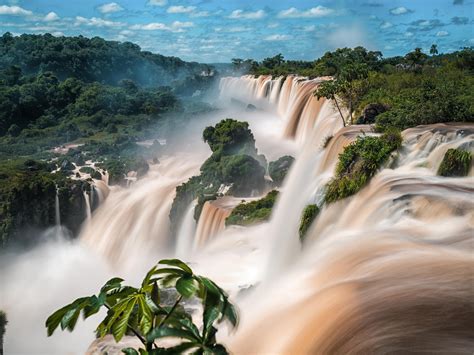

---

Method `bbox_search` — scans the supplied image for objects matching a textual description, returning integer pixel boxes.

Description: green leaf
[222,301,238,328]
[122,347,139,355]
[141,266,158,289]
[100,277,124,293]
[138,295,153,335]
[158,259,193,274]
[158,342,199,354]
[112,298,137,342]
[147,326,200,343]
[176,276,199,298]
[46,305,70,336]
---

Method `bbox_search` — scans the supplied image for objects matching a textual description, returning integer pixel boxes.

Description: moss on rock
[437,148,472,177]
[299,204,320,242]
[226,190,278,226]
[325,128,402,204]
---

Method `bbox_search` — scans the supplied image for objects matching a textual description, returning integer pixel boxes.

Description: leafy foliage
[437,148,472,177]
[0,33,212,88]
[46,259,238,355]
[225,190,278,227]
[325,129,402,203]
[268,156,294,186]
[298,204,320,242]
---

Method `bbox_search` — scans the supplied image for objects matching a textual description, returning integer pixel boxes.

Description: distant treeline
[0,32,213,88]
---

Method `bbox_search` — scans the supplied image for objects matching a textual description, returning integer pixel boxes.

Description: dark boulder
[357,103,389,124]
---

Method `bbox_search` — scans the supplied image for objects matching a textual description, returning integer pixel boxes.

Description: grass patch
[299,204,320,242]
[325,129,402,204]
[225,190,278,226]
[437,148,472,177]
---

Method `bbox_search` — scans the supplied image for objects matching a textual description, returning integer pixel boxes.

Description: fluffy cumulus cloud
[98,2,124,14]
[130,21,193,32]
[147,0,167,6]
[167,6,196,14]
[0,5,32,16]
[228,9,266,19]
[264,34,292,41]
[278,6,333,18]
[436,31,449,37]
[389,7,412,15]
[380,21,393,29]
[75,16,124,28]
[43,12,59,22]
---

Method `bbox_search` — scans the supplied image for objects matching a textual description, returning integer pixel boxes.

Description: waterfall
[55,186,61,226]
[80,154,203,267]
[83,191,92,221]
[219,75,334,142]
[227,123,474,354]
[175,201,197,258]
[193,197,241,249]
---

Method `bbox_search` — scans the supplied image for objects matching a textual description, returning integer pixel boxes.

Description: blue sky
[1,0,473,62]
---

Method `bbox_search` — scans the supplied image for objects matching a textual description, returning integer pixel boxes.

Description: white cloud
[303,25,316,32]
[43,11,59,22]
[0,5,32,16]
[278,6,333,18]
[264,34,292,41]
[147,0,167,6]
[228,9,266,19]
[380,21,393,29]
[75,16,125,28]
[167,5,196,14]
[405,31,414,37]
[268,23,279,29]
[436,30,449,37]
[327,24,372,49]
[190,11,210,18]
[98,2,124,14]
[131,21,193,32]
[52,31,65,37]
[390,7,412,15]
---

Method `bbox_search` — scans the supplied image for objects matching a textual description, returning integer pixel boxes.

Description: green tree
[430,44,438,56]
[405,48,428,70]
[46,259,237,354]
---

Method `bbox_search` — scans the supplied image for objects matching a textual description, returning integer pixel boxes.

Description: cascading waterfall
[83,191,92,221]
[193,197,241,249]
[227,122,474,354]
[219,75,333,142]
[5,74,470,354]
[80,154,204,267]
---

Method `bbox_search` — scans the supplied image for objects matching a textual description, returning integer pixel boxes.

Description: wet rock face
[357,103,389,124]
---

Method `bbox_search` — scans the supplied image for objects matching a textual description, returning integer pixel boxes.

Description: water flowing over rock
[7,74,471,354]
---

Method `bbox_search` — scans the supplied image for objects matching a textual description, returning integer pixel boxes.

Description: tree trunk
[333,97,345,127]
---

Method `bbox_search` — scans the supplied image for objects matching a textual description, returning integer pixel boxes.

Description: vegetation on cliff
[47,259,237,354]
[268,156,294,186]
[325,129,402,204]
[437,148,472,177]
[298,204,320,242]
[0,159,94,247]
[170,119,267,235]
[238,47,474,131]
[225,190,278,227]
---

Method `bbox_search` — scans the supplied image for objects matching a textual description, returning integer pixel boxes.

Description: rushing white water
[2,75,473,354]
[83,191,92,221]
[54,186,61,226]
